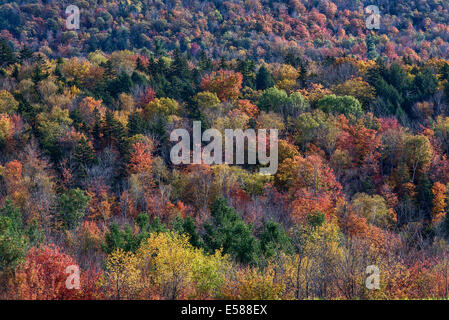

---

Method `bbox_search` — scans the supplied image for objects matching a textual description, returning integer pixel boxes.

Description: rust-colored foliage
[14,245,79,300]
[128,142,153,175]
[432,182,447,224]
[200,70,243,102]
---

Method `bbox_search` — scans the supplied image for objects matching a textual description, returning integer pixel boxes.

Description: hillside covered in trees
[2,0,449,300]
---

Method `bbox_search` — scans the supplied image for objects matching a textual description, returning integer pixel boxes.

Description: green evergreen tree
[366,34,379,60]
[199,51,213,72]
[203,198,260,265]
[0,38,15,68]
[173,216,203,248]
[73,137,97,182]
[127,111,146,136]
[260,220,293,258]
[236,58,256,89]
[58,188,90,230]
[256,65,275,90]
[19,46,33,63]
[0,199,27,272]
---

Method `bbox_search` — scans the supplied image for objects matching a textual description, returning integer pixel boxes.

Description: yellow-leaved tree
[288,221,345,299]
[137,232,231,299]
[432,182,447,225]
[0,90,19,114]
[221,264,285,300]
[99,248,142,300]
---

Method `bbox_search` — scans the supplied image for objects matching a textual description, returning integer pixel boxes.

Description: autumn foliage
[2,0,449,301]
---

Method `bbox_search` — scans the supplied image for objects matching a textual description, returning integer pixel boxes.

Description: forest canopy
[1,0,449,300]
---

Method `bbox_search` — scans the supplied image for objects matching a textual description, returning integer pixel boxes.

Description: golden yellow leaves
[100,248,141,300]
[432,182,447,225]
[100,232,231,300]
[0,90,19,114]
[137,232,230,299]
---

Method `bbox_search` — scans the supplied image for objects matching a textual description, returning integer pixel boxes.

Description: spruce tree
[0,38,15,68]
[0,199,27,272]
[256,65,275,90]
[73,137,97,182]
[127,111,146,136]
[203,198,260,265]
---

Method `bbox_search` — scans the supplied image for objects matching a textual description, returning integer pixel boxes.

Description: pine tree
[102,110,122,146]
[73,137,97,182]
[0,198,27,272]
[199,51,213,72]
[366,33,379,60]
[127,111,146,136]
[260,220,293,258]
[58,188,90,230]
[203,198,260,265]
[256,65,275,90]
[102,110,130,170]
[19,46,33,63]
[108,72,132,98]
[0,38,15,68]
[170,48,191,80]
[236,58,256,89]
[31,64,48,83]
